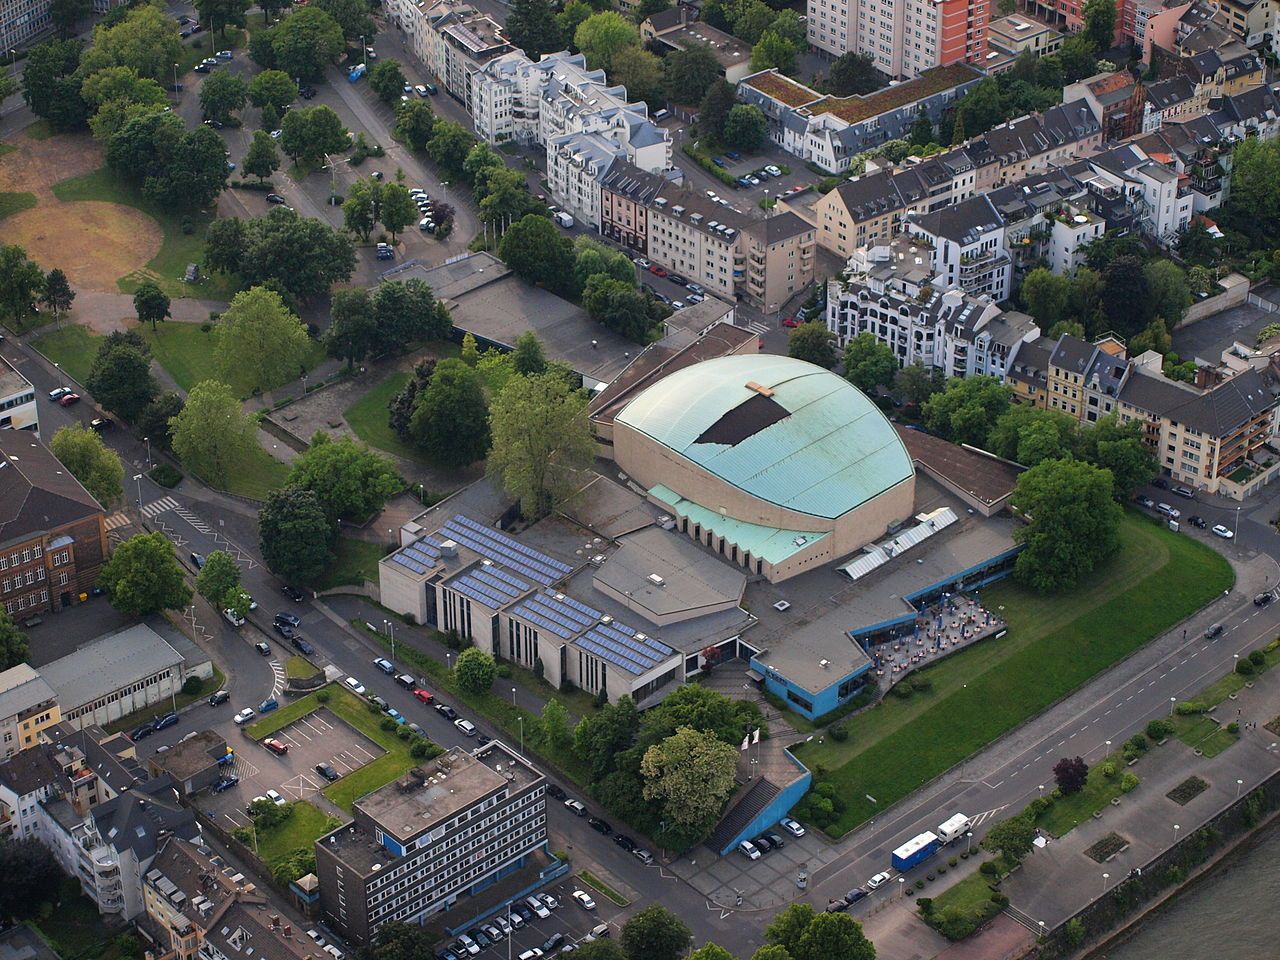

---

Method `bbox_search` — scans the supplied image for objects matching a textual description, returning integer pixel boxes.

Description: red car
[413,688,434,704]
[263,737,289,756]
[57,392,81,406]
[648,265,668,278]
[781,317,801,328]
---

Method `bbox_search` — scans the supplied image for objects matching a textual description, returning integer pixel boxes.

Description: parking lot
[206,708,384,827]
[456,874,626,958]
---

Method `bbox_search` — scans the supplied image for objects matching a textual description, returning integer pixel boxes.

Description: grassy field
[33,324,102,384]
[51,167,240,301]
[0,190,36,221]
[344,371,416,459]
[312,536,389,590]
[794,514,1234,837]
[1036,751,1128,837]
[140,322,220,391]
[253,801,341,863]
[246,684,431,812]
[207,442,291,501]
[286,655,320,678]
[932,869,996,916]
[36,883,130,960]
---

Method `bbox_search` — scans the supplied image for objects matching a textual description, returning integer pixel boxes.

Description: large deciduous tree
[369,60,408,107]
[249,70,299,112]
[410,359,490,467]
[1011,457,1122,591]
[244,130,281,183]
[982,813,1037,862]
[234,209,356,301]
[488,372,594,519]
[787,321,837,369]
[505,0,563,60]
[50,424,124,506]
[287,432,401,524]
[271,7,346,81]
[499,215,575,294]
[827,51,879,96]
[0,612,30,671]
[574,11,639,71]
[136,391,185,451]
[454,648,497,695]
[842,332,897,393]
[1079,413,1156,500]
[1053,755,1089,795]
[215,285,313,395]
[0,838,63,920]
[326,288,377,370]
[86,341,158,423]
[258,486,333,584]
[664,44,722,105]
[170,380,260,487]
[99,531,193,616]
[0,245,46,330]
[721,103,767,150]
[1082,0,1116,51]
[21,39,88,130]
[640,726,737,846]
[311,0,374,39]
[620,908,691,960]
[196,549,241,604]
[921,375,1011,447]
[133,280,171,332]
[200,68,249,123]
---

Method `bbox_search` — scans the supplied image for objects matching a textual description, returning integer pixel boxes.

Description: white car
[525,895,551,919]
[233,708,255,725]
[517,951,543,960]
[266,789,286,806]
[633,256,650,268]
[455,936,479,957]
[738,840,761,860]
[866,871,892,889]
[571,890,596,910]
[1212,524,1234,539]
[415,84,429,97]
[780,817,805,837]
[564,798,586,815]
[764,164,782,177]
[344,677,366,695]
[538,892,560,910]
[269,129,282,140]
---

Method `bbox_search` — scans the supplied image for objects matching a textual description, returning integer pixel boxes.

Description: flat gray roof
[558,474,660,540]
[594,527,746,622]
[745,476,1017,694]
[39,624,183,710]
[0,357,31,401]
[0,665,56,722]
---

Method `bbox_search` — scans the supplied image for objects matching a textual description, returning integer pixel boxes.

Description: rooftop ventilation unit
[646,574,665,586]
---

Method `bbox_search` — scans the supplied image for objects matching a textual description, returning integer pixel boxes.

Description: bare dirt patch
[2,204,162,290]
[0,130,102,199]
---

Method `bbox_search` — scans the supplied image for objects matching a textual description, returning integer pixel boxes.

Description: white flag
[740,735,749,751]
[752,728,760,744]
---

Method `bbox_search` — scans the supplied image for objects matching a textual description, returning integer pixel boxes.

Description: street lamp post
[419,483,425,504]
[1038,783,1044,798]
[383,619,395,665]
[1169,696,1177,715]
[517,715,524,755]
[144,436,152,467]
[133,473,143,507]
[446,651,453,671]
[511,686,517,706]
[173,62,179,94]
[1102,872,1109,893]
[965,830,973,855]
[1237,778,1244,799]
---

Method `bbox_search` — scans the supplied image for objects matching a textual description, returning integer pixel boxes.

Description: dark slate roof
[92,775,199,860]
[0,433,103,547]
[1049,334,1096,374]
[0,744,71,797]
[1007,337,1053,387]
[910,194,1003,245]
[1173,367,1278,435]
[745,211,813,245]
[832,170,905,222]
[1146,76,1196,110]
[1117,368,1201,416]
[644,6,684,32]
[599,157,667,204]
[42,722,144,796]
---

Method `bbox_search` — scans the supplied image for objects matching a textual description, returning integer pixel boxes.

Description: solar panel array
[437,515,572,587]
[448,562,532,610]
[388,538,443,576]
[579,619,676,675]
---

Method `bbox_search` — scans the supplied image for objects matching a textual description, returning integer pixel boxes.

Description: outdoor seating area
[872,594,1005,683]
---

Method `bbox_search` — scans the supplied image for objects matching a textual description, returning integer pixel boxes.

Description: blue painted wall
[718,746,813,856]
[752,656,872,721]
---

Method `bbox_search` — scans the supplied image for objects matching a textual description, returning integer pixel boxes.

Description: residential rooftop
[806,64,982,125]
[0,664,56,723]
[39,624,184,715]
[0,432,104,545]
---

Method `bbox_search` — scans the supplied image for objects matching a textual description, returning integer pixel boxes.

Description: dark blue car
[154,711,179,730]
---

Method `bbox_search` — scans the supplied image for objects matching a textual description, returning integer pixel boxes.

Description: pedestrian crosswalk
[104,512,131,531]
[745,321,769,336]
[140,496,180,519]
[175,507,213,535]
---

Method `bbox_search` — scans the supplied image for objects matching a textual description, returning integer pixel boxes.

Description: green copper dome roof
[616,354,913,520]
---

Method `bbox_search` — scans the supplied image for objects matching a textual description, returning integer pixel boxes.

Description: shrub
[1236,658,1255,676]
[201,320,213,332]
[1121,772,1140,793]
[396,725,412,740]
[1100,761,1116,778]
[149,463,184,488]
[917,897,933,914]
[911,676,933,693]
[182,676,204,695]
[367,701,380,713]
[1250,649,1265,667]
[990,892,1009,907]
[925,873,935,882]
[1176,701,1205,715]
[830,723,849,742]
[1126,733,1148,753]
[380,717,396,731]
[915,879,925,889]
[1146,718,1174,741]
[316,689,330,703]
[979,861,999,876]
[890,683,915,699]
[948,856,958,867]
[937,866,946,875]
[1065,918,1085,947]
[410,740,429,758]
[496,663,512,678]
[1228,721,1240,734]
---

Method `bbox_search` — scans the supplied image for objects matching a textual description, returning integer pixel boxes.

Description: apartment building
[1064,71,1148,141]
[386,0,512,110]
[904,194,1013,302]
[0,0,51,53]
[737,65,983,172]
[646,191,747,301]
[986,14,1064,55]
[315,743,546,944]
[1218,0,1273,49]
[825,235,1039,377]
[640,8,753,84]
[741,213,816,313]
[1140,76,1203,132]
[1066,143,1194,245]
[143,835,328,960]
[0,740,96,840]
[806,0,990,79]
[0,431,108,618]
[0,665,60,760]
[599,159,666,252]
[0,357,37,434]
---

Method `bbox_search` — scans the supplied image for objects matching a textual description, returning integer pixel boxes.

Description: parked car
[667,274,688,286]
[541,934,564,954]
[413,688,434,704]
[373,657,395,674]
[1188,515,1207,528]
[633,256,650,268]
[209,689,231,706]
[259,698,279,713]
[1173,484,1195,499]
[564,799,586,816]
[234,708,256,725]
[273,622,296,640]
[344,677,366,695]
[1255,592,1274,607]
[435,703,458,721]
[90,417,113,431]
[545,783,566,801]
[316,763,340,781]
[266,789,286,806]
[369,695,388,711]
[781,317,801,328]
[587,816,612,835]
[526,896,551,919]
[154,712,179,731]
[386,708,406,725]
[282,584,305,601]
[455,718,477,736]
[753,835,773,853]
[766,832,785,848]
[1152,477,1169,489]
[633,848,654,865]
[648,265,668,277]
[538,892,559,910]
[1212,524,1234,539]
[1156,502,1181,519]
[263,737,289,755]
[266,193,287,204]
[291,636,315,654]
[764,164,782,177]
[1134,494,1156,509]
[571,890,595,910]
[780,817,805,837]
[738,840,761,860]
[613,834,635,852]
[846,887,868,904]
[130,722,156,741]
[255,641,271,656]
[825,898,849,913]
[211,775,239,793]
[48,387,72,402]
[866,871,892,889]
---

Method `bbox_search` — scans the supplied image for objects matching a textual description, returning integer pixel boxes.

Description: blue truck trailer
[892,831,941,871]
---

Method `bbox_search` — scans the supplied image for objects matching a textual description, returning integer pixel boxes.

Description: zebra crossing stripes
[140,496,180,518]
[175,507,214,535]
[745,320,769,336]
[104,512,131,531]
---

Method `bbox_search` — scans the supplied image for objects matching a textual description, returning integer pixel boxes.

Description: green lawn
[0,190,36,221]
[344,371,416,459]
[794,514,1234,837]
[32,324,103,384]
[312,536,389,591]
[197,441,291,501]
[51,167,240,301]
[286,654,320,678]
[1171,714,1238,757]
[1036,751,1128,838]
[140,322,327,394]
[253,801,341,863]
[932,869,997,917]
[246,684,433,812]
[36,883,129,960]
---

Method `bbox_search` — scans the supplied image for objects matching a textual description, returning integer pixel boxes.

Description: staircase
[705,778,781,854]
